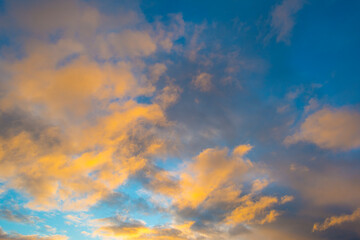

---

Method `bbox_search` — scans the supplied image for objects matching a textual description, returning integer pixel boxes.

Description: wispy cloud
[0,227,68,240]
[313,208,360,232]
[0,207,38,224]
[269,0,305,43]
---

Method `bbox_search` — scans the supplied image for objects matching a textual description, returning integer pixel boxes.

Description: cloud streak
[270,0,305,43]
[313,208,360,232]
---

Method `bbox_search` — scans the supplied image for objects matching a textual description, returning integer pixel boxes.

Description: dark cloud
[0,227,67,240]
[0,207,38,224]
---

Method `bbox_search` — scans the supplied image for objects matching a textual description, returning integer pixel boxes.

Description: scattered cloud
[191,73,213,92]
[285,107,360,150]
[313,208,360,232]
[0,0,359,239]
[92,215,196,240]
[0,0,185,212]
[269,0,305,43]
[0,207,38,224]
[0,227,68,240]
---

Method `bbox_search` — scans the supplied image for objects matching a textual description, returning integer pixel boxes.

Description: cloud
[281,162,360,208]
[155,84,183,109]
[251,179,269,193]
[285,107,360,150]
[148,64,167,83]
[313,208,360,232]
[92,215,196,240]
[0,227,67,240]
[173,145,252,209]
[143,144,293,236]
[0,0,185,211]
[0,207,38,224]
[270,0,305,43]
[191,73,213,92]
[225,196,279,225]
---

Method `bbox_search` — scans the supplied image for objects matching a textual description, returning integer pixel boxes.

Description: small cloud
[233,144,253,157]
[251,179,269,193]
[44,225,57,234]
[192,73,213,92]
[148,63,167,83]
[286,86,303,100]
[313,208,360,232]
[280,195,294,204]
[277,104,290,113]
[155,84,182,108]
[290,163,309,173]
[269,0,305,43]
[0,207,38,224]
[285,107,360,150]
[259,210,280,224]
[81,231,91,236]
[304,98,319,113]
[0,227,68,240]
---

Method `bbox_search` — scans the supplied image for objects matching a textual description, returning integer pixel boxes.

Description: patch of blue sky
[0,190,36,235]
[134,95,153,104]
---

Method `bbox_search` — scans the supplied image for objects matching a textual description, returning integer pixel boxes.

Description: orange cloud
[225,196,279,225]
[0,227,68,240]
[0,0,184,212]
[173,145,252,209]
[145,144,292,229]
[285,108,360,150]
[191,73,213,92]
[92,215,197,240]
[313,208,360,232]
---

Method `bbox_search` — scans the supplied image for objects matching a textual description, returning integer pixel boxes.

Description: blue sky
[0,0,359,239]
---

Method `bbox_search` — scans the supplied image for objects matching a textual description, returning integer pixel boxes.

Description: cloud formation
[285,108,360,150]
[313,208,360,232]
[140,144,294,238]
[0,0,359,239]
[0,0,184,211]
[0,207,38,224]
[191,73,213,92]
[270,0,305,43]
[0,227,68,240]
[93,215,196,240]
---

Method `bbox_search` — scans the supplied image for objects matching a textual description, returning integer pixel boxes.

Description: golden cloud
[313,208,360,232]
[285,108,360,150]
[0,0,184,212]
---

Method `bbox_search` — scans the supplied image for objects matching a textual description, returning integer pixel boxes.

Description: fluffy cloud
[191,73,213,92]
[313,208,360,232]
[285,108,360,150]
[0,0,184,211]
[173,145,252,209]
[142,144,293,238]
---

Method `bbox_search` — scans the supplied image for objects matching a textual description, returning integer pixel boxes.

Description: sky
[0,0,359,239]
